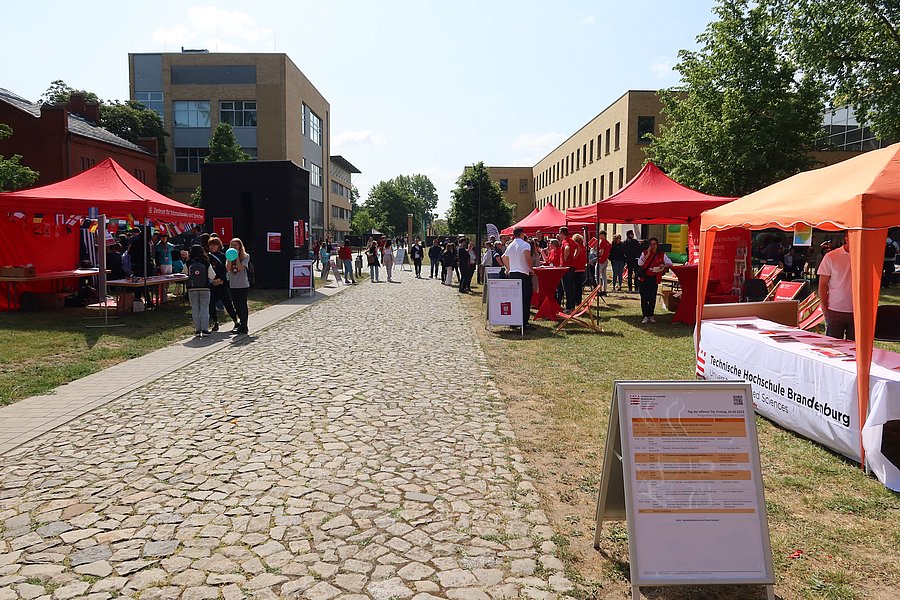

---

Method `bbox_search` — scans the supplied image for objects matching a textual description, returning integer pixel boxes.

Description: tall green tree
[766,0,900,140]
[350,207,377,235]
[40,80,99,105]
[447,162,512,234]
[191,123,252,206]
[645,0,824,197]
[0,123,39,192]
[101,100,172,193]
[364,179,415,236]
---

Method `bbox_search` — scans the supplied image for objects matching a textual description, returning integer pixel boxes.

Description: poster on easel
[289,259,314,297]
[486,278,523,334]
[482,266,503,304]
[395,248,409,271]
[594,380,775,600]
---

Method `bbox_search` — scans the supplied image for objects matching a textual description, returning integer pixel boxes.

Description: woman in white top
[383,239,395,282]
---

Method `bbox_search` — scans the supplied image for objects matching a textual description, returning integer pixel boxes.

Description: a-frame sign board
[595,381,776,600]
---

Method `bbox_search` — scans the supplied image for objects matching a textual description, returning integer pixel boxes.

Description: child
[183,245,215,337]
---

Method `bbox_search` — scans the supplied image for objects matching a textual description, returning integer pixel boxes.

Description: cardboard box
[0,265,36,278]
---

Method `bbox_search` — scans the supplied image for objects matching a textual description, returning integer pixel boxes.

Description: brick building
[0,88,157,188]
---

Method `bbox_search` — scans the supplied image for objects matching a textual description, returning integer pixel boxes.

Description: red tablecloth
[670,264,698,325]
[533,266,569,320]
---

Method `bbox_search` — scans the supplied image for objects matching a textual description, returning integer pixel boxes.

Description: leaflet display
[595,381,774,599]
[486,278,523,333]
[288,259,314,297]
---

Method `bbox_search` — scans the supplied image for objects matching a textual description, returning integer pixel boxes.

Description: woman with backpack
[366,240,380,282]
[226,237,251,335]
[183,245,216,337]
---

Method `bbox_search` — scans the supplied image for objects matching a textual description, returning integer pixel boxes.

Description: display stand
[486,277,523,336]
[396,248,411,271]
[482,266,503,305]
[85,214,123,329]
[288,259,315,297]
[595,380,775,600]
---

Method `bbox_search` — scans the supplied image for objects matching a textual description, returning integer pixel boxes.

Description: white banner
[487,278,522,328]
[698,317,900,491]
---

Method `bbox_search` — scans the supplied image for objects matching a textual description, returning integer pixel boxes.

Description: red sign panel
[267,232,282,253]
[770,281,804,302]
[212,217,233,244]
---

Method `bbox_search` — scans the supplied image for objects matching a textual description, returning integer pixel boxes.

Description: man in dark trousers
[623,229,643,293]
[428,238,442,278]
[457,237,472,293]
[502,227,534,330]
[410,238,424,278]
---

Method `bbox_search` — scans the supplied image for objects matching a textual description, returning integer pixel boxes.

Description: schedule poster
[619,383,773,584]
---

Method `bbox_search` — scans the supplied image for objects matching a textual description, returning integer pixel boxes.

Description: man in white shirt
[818,232,854,340]
[502,227,533,330]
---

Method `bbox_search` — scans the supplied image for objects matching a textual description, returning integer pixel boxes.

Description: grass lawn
[464,283,900,600]
[0,288,286,407]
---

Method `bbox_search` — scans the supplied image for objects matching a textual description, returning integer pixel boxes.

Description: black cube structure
[201,161,310,288]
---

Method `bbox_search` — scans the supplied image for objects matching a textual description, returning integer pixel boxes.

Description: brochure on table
[595,381,774,599]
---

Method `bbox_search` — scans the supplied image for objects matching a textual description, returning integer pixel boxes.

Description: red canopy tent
[501,203,566,235]
[565,162,736,255]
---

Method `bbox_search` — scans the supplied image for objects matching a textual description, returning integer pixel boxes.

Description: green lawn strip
[466,284,900,598]
[0,289,284,406]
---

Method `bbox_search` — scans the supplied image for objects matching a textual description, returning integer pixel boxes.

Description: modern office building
[819,105,893,152]
[128,50,332,239]
[484,166,533,222]
[329,155,360,241]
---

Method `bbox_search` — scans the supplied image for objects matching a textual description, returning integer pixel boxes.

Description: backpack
[121,252,132,275]
[246,260,255,287]
[188,261,208,288]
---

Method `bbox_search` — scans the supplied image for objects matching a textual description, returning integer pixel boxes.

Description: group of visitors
[182,233,251,337]
[312,239,357,285]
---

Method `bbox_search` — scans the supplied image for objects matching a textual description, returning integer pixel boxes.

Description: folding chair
[765,280,806,302]
[798,293,825,331]
[755,264,783,290]
[555,284,604,333]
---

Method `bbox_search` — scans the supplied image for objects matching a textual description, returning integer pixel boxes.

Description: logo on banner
[500,302,511,316]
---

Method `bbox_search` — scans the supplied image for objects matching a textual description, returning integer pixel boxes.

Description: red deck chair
[766,280,806,302]
[555,284,604,333]
[798,293,825,330]
[755,264,783,290]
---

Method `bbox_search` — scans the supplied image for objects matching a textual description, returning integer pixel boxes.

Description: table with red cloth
[669,264,698,325]
[532,266,569,320]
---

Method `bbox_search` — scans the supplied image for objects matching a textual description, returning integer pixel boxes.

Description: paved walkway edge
[0,282,352,456]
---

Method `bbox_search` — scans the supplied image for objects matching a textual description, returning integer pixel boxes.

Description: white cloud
[332,130,387,149]
[651,57,675,80]
[579,16,596,26]
[152,6,273,51]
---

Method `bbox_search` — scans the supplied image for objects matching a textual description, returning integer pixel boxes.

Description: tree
[101,100,172,194]
[364,179,415,235]
[766,0,900,140]
[645,0,824,197]
[191,123,251,206]
[0,124,39,192]
[431,218,450,236]
[40,80,99,105]
[349,185,360,220]
[447,162,512,235]
[351,208,377,235]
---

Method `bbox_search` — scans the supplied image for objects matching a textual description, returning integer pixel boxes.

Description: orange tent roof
[701,142,900,232]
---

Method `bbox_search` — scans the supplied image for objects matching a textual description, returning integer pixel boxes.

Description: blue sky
[4,0,719,215]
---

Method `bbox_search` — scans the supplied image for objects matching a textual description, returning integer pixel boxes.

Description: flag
[65,215,79,226]
[486,223,500,239]
[126,213,136,227]
[8,211,25,222]
[32,213,43,224]
[170,222,182,235]
[157,222,168,235]
[88,219,99,233]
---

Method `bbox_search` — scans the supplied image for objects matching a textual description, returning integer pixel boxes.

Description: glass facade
[174,147,210,173]
[135,91,164,118]
[173,101,210,128]
[819,106,891,151]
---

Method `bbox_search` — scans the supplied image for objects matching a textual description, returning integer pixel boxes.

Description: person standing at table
[226,237,251,335]
[571,234,588,308]
[610,234,626,292]
[623,229,642,293]
[818,232,854,340]
[184,244,215,337]
[128,226,156,308]
[383,239,396,282]
[410,239,424,279]
[559,227,577,311]
[312,240,322,271]
[502,227,533,330]
[207,237,238,332]
[596,230,612,294]
[479,240,493,283]
[637,237,673,324]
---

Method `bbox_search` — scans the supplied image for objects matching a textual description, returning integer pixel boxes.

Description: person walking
[366,240,381,282]
[637,237,673,324]
[383,239,396,282]
[226,237,251,335]
[339,239,356,284]
[502,227,533,331]
[319,241,332,281]
[428,239,442,278]
[610,234,626,291]
[410,239,424,278]
[207,237,238,332]
[313,240,321,271]
[184,245,215,337]
[457,237,472,293]
[441,241,456,285]
[623,230,642,293]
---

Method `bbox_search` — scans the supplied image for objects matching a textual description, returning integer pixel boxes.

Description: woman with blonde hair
[226,237,251,334]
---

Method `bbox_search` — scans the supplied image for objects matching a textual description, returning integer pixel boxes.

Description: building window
[576,148,580,171]
[618,167,624,189]
[244,148,258,160]
[609,171,614,196]
[597,134,602,158]
[173,101,210,128]
[582,144,587,167]
[309,110,322,145]
[519,178,528,193]
[80,156,95,171]
[301,103,307,135]
[605,128,611,155]
[600,175,605,199]
[220,101,257,127]
[135,92,164,118]
[310,162,322,187]
[637,116,655,144]
[578,183,582,205]
[174,147,210,173]
[499,178,509,192]
[589,139,594,162]
[133,168,145,182]
[592,178,597,202]
[615,122,621,150]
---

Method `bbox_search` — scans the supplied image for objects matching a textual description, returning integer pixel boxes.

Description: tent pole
[85,214,123,328]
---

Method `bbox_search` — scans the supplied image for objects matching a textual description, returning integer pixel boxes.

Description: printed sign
[595,381,774,595]
[487,278,523,329]
[793,224,813,247]
[289,259,314,296]
[293,221,301,248]
[267,232,282,253]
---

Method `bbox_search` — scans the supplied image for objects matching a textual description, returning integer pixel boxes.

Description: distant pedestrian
[596,230,611,293]
[428,239,442,278]
[457,237,472,293]
[184,245,215,337]
[623,230,642,293]
[637,237,673,324]
[383,239,396,282]
[339,239,356,284]
[207,237,238,332]
[572,234,588,308]
[319,242,332,281]
[366,240,381,282]
[610,234,625,291]
[410,239,424,278]
[226,237,251,335]
[313,240,321,271]
[441,242,456,285]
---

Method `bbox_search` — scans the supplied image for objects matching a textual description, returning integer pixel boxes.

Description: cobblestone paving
[0,274,570,600]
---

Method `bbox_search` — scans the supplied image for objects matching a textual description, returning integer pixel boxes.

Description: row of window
[538,168,625,210]
[301,103,323,146]
[497,178,529,193]
[535,116,654,192]
[332,180,350,198]
[331,206,351,220]
[174,147,258,173]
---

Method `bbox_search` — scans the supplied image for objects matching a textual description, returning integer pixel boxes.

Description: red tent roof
[0,158,204,222]
[501,207,538,235]
[501,203,566,235]
[566,162,735,225]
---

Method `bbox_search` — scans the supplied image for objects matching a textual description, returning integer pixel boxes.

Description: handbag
[366,253,376,266]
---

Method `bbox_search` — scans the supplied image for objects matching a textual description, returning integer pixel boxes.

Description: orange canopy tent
[698,142,900,465]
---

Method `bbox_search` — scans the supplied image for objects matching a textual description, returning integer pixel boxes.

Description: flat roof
[330,155,361,174]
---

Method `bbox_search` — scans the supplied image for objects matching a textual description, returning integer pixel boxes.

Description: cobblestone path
[0,275,571,600]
